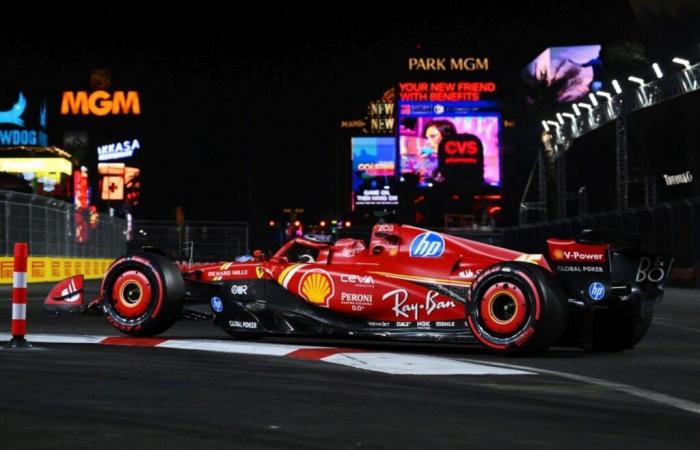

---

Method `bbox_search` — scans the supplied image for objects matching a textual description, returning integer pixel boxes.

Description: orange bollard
[4,243,32,348]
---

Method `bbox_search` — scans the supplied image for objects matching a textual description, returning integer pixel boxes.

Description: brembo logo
[61,91,141,116]
[552,248,605,262]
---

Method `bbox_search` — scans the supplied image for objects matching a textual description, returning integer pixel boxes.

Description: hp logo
[409,232,445,258]
[210,296,224,312]
[588,282,605,301]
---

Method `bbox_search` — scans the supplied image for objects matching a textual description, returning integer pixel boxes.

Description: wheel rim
[112,270,152,319]
[479,281,528,335]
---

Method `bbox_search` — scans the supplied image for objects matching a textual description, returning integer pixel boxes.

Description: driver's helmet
[332,238,366,257]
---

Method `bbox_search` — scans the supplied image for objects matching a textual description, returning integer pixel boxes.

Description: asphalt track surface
[0,281,699,449]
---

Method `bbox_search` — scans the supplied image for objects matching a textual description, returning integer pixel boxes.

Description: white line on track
[460,358,700,416]
[653,319,700,334]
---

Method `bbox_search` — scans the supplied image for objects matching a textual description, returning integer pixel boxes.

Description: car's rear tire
[101,252,184,336]
[587,304,653,352]
[467,261,568,354]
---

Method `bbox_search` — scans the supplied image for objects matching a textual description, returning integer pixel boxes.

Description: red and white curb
[0,333,532,376]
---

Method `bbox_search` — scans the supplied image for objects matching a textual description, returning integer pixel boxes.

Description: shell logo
[552,249,565,260]
[299,270,334,306]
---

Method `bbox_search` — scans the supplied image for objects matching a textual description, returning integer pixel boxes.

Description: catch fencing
[128,220,249,262]
[0,189,126,258]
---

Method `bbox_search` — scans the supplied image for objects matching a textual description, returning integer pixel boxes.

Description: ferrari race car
[44,222,671,354]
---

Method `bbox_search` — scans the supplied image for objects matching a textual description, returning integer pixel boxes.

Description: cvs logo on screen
[409,232,445,258]
[445,140,478,156]
[441,135,483,165]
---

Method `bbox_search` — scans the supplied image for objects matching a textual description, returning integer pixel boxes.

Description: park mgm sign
[408,57,489,71]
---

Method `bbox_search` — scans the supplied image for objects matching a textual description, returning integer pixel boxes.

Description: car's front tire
[101,252,184,336]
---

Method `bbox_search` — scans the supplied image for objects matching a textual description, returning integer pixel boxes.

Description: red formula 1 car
[44,222,671,354]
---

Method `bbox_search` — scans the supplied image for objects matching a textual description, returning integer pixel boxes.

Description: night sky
[0,1,695,223]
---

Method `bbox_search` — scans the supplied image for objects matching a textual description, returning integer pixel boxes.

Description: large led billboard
[398,107,500,187]
[524,45,602,102]
[0,91,48,146]
[351,137,398,207]
[0,157,72,198]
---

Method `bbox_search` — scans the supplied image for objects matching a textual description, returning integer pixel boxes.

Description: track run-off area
[1,282,699,449]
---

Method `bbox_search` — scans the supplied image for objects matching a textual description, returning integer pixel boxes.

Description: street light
[562,113,577,134]
[611,79,622,94]
[578,102,592,112]
[672,57,691,69]
[628,76,646,87]
[588,93,598,106]
[556,113,564,124]
[596,90,612,101]
[572,104,581,116]
[652,63,663,79]
[546,120,560,130]
[542,120,550,131]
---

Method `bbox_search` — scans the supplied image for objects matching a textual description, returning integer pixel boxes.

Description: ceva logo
[61,91,141,116]
[409,232,445,257]
[0,92,27,126]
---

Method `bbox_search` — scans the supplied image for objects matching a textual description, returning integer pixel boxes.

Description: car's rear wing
[547,229,671,305]
[577,228,665,255]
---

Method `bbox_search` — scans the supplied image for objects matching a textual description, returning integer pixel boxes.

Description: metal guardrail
[0,189,126,258]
